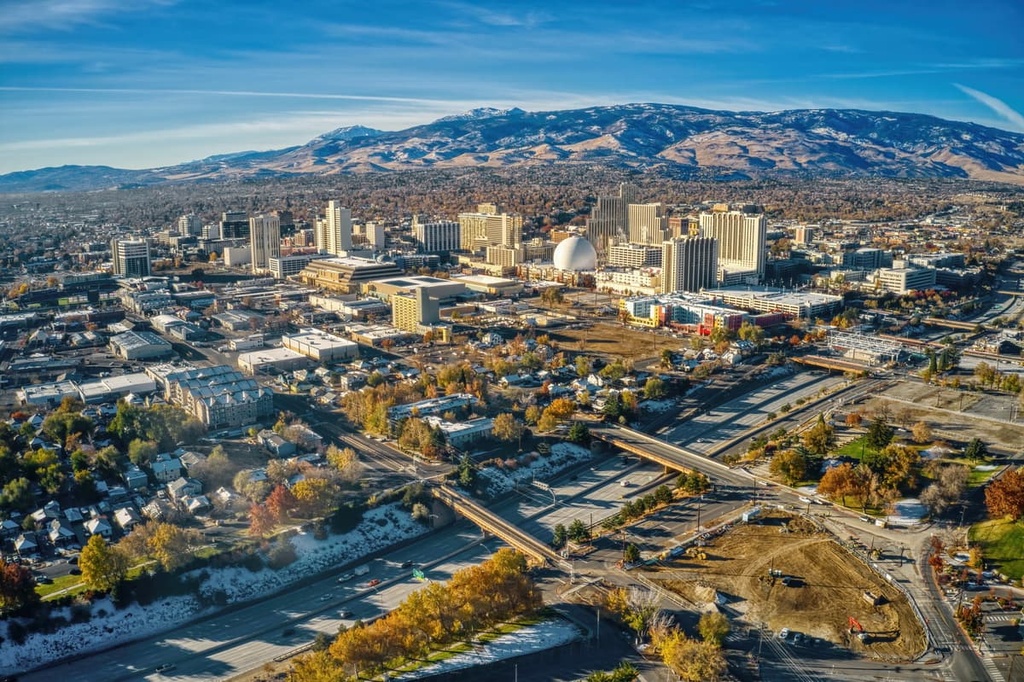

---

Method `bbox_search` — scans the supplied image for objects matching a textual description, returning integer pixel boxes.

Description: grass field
[833,435,876,461]
[969,519,1024,581]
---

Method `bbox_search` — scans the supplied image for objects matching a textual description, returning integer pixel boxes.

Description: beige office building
[249,214,281,274]
[661,237,718,294]
[698,210,766,280]
[628,203,669,246]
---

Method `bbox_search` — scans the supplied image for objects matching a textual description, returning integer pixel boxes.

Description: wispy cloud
[0,86,454,106]
[955,84,1024,131]
[0,0,175,34]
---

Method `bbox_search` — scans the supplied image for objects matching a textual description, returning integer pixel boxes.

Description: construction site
[645,511,927,662]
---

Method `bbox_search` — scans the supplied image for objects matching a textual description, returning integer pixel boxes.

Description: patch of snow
[0,504,427,676]
[921,446,952,459]
[406,618,582,679]
[479,443,592,497]
[888,498,927,526]
[974,464,998,471]
[640,399,674,413]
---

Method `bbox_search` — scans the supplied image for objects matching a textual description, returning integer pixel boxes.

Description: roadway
[20,526,494,682]
[658,371,845,455]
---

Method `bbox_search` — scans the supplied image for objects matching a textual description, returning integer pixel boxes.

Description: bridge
[588,424,751,488]
[923,317,981,332]
[791,355,874,374]
[432,485,563,566]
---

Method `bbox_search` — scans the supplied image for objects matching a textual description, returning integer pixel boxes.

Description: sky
[1,0,1022,174]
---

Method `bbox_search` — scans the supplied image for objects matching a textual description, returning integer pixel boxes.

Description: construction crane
[848,616,870,643]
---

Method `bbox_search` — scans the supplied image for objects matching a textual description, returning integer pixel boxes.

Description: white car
[778,628,790,640]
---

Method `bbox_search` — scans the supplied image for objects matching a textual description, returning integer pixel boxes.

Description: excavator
[848,616,870,643]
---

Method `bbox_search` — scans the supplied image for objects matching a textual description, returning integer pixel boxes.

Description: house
[114,507,142,532]
[85,516,113,538]
[178,451,206,473]
[213,486,236,509]
[288,425,324,451]
[64,507,85,524]
[48,518,77,545]
[167,477,203,501]
[31,500,62,524]
[152,455,183,483]
[142,498,175,521]
[123,465,148,490]
[15,533,38,555]
[1,519,21,538]
[258,429,296,458]
[183,495,212,515]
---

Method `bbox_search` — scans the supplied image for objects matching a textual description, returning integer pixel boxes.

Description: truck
[353,565,370,577]
[742,507,762,523]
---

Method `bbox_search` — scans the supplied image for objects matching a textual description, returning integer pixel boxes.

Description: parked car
[367,578,381,588]
[778,628,790,640]
[337,573,353,583]
[400,561,414,569]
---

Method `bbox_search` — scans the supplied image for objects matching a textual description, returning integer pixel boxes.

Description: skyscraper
[110,238,152,278]
[628,202,669,246]
[322,201,353,255]
[220,211,249,240]
[457,204,522,252]
[661,237,718,294]
[249,214,281,274]
[177,213,202,236]
[413,217,461,253]
[698,211,767,280]
[585,182,638,254]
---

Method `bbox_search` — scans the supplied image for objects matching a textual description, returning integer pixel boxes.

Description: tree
[457,453,476,489]
[265,484,297,523]
[643,376,667,400]
[79,534,128,592]
[291,478,337,517]
[0,558,39,616]
[865,418,894,450]
[145,522,202,572]
[248,503,277,538]
[0,477,33,513]
[845,412,863,428]
[818,463,857,505]
[985,468,1024,520]
[657,631,727,682]
[127,439,158,467]
[551,523,567,549]
[524,405,541,426]
[567,421,590,444]
[659,349,674,369]
[697,611,730,647]
[623,543,641,564]
[964,438,989,462]
[912,421,933,444]
[802,414,835,455]
[492,413,525,445]
[567,519,591,543]
[769,450,807,485]
[326,445,362,482]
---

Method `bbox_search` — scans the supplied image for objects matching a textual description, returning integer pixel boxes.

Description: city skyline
[1,0,1022,174]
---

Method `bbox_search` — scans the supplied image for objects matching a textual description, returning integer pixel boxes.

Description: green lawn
[969,518,1024,581]
[37,573,85,600]
[833,436,876,461]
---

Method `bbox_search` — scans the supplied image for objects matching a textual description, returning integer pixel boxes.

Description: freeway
[20,526,494,682]
[661,370,845,455]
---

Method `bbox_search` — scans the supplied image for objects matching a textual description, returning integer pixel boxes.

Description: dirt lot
[647,512,927,662]
[547,322,683,362]
[868,382,1024,454]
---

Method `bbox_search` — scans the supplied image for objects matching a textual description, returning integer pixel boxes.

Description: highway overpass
[432,485,565,566]
[589,424,752,488]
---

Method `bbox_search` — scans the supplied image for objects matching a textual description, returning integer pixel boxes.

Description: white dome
[553,235,597,271]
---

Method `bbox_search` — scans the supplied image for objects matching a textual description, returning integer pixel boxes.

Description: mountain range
[3,103,1024,193]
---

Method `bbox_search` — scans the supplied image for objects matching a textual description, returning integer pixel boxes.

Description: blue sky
[1,0,1022,173]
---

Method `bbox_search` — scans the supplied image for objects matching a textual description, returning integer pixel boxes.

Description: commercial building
[362,276,465,304]
[699,210,767,281]
[317,201,353,255]
[485,244,524,269]
[392,287,439,333]
[628,203,669,246]
[309,294,391,320]
[177,214,202,236]
[283,328,359,362]
[220,211,249,240]
[458,204,522,252]
[109,330,173,360]
[874,266,937,294]
[110,239,151,278]
[237,347,309,375]
[413,217,460,253]
[661,237,718,294]
[268,253,330,279]
[151,365,274,429]
[585,183,637,254]
[249,214,281,274]
[704,288,842,319]
[843,248,891,270]
[451,274,523,297]
[608,242,662,268]
[388,393,475,424]
[423,416,494,448]
[297,256,403,294]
